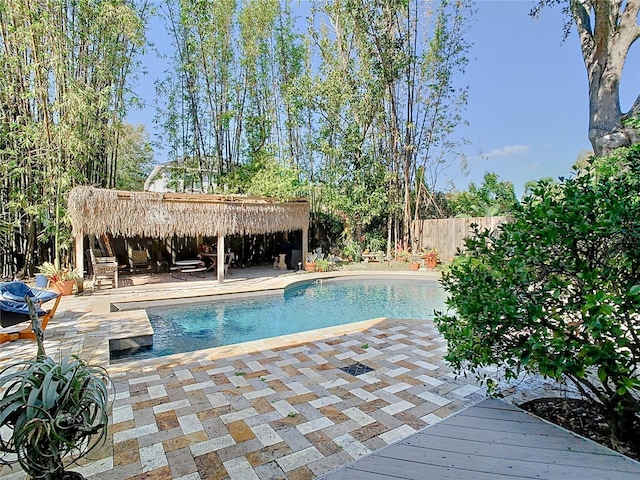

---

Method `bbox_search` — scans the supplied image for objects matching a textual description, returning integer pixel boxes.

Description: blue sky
[128,0,640,198]
[455,0,640,196]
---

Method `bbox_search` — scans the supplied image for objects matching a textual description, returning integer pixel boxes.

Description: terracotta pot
[305,262,316,272]
[409,262,420,271]
[424,258,437,269]
[52,279,75,296]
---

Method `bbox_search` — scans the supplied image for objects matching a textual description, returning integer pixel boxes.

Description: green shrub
[435,145,640,442]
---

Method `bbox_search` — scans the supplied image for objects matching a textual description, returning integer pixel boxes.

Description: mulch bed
[519,397,640,462]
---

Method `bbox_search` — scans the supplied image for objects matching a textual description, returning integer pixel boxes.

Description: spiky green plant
[0,299,111,479]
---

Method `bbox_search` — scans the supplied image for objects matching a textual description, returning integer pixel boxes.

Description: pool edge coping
[94,270,441,368]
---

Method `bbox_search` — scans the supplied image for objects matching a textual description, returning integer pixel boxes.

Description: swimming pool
[111,277,446,362]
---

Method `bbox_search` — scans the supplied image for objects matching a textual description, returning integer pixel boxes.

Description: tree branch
[570,0,595,62]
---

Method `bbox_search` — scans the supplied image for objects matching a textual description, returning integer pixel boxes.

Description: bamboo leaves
[0,0,146,275]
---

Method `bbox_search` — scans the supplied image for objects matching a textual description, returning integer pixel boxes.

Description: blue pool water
[111,277,446,362]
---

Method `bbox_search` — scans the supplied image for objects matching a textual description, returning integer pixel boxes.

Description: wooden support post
[217,235,225,284]
[75,231,84,293]
[302,225,309,265]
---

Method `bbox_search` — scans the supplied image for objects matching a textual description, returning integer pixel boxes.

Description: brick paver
[0,270,485,480]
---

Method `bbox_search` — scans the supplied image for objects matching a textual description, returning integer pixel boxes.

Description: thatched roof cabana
[68,186,310,285]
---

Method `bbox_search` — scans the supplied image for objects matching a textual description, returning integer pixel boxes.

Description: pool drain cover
[341,363,374,376]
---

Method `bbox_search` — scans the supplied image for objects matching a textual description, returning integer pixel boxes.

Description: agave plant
[0,299,111,480]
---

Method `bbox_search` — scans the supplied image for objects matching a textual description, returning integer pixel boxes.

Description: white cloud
[484,144,530,159]
[523,162,540,172]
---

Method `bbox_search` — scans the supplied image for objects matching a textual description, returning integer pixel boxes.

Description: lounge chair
[88,248,118,289]
[128,245,150,273]
[0,281,61,343]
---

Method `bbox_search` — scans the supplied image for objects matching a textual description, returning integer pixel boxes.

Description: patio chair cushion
[0,282,62,337]
[1,282,59,318]
[0,281,59,304]
[1,281,59,322]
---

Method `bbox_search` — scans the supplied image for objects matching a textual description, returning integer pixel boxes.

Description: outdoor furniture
[224,252,234,276]
[171,259,206,280]
[128,247,150,273]
[0,281,61,343]
[362,251,385,263]
[198,252,234,276]
[198,252,218,272]
[88,248,118,290]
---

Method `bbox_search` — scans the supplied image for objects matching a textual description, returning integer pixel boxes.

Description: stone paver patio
[1,269,487,479]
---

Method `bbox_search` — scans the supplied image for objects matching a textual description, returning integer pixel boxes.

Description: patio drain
[340,363,374,376]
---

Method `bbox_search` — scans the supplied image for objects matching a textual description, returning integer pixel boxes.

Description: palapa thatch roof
[68,186,309,238]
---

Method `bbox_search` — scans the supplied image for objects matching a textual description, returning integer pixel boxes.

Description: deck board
[404,434,637,470]
[321,398,640,480]
[421,423,611,452]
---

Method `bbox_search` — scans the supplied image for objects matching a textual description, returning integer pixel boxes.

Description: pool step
[105,309,154,352]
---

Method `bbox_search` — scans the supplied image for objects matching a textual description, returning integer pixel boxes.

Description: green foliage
[222,153,305,200]
[340,237,362,262]
[435,145,640,441]
[0,0,146,275]
[159,0,307,183]
[315,258,330,272]
[115,124,155,191]
[364,233,386,253]
[304,0,473,248]
[448,172,518,217]
[245,157,305,200]
[0,301,111,478]
[317,158,391,243]
[623,117,640,131]
[37,262,80,283]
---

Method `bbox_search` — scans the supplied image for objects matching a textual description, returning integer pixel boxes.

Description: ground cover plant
[435,145,640,452]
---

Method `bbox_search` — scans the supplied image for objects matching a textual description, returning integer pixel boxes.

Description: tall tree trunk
[569,0,640,155]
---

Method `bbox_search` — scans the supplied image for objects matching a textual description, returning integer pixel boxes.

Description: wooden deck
[321,398,640,480]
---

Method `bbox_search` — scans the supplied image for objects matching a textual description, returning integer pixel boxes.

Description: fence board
[411,216,512,262]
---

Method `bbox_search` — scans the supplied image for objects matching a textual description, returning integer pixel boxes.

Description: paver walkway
[84,317,484,479]
[322,398,640,480]
[1,270,486,480]
[2,270,639,480]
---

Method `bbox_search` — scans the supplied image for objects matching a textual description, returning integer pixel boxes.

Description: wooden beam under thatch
[68,186,310,238]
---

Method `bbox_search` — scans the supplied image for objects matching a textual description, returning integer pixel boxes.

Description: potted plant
[409,254,421,271]
[305,253,318,272]
[396,249,410,262]
[341,240,361,263]
[38,262,80,296]
[421,248,439,269]
[0,299,111,480]
[315,258,330,272]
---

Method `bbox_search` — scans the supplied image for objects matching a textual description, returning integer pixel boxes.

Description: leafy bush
[315,258,330,272]
[435,145,640,442]
[340,238,362,262]
[364,233,386,253]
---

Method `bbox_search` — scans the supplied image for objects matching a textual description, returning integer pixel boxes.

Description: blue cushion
[0,281,59,304]
[0,299,45,316]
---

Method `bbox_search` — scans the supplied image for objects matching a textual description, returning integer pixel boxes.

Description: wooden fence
[411,216,512,263]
